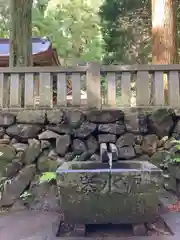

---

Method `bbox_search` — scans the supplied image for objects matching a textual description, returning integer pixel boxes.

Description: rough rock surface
[0,211,60,240]
[3,159,23,178]
[0,113,15,126]
[16,110,46,124]
[125,112,147,133]
[149,109,174,137]
[56,134,71,156]
[6,124,42,142]
[28,179,60,212]
[74,121,97,138]
[46,110,63,124]
[38,130,60,140]
[0,108,180,210]
[46,124,72,134]
[98,123,125,135]
[72,139,86,154]
[0,144,16,161]
[150,150,169,167]
[98,134,116,143]
[0,165,36,206]
[142,134,158,156]
[116,133,135,148]
[173,120,180,134]
[87,110,124,123]
[37,153,63,172]
[22,139,41,164]
[12,143,28,152]
[0,127,5,137]
[41,140,51,149]
[86,136,98,154]
[65,110,84,128]
[118,146,136,159]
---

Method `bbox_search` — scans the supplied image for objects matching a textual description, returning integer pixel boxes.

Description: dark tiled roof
[0,37,51,56]
[0,37,60,66]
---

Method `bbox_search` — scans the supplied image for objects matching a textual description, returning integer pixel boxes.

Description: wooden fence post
[86,62,101,109]
[0,73,4,108]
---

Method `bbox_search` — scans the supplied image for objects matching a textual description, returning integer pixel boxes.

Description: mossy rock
[149,109,174,137]
[0,144,16,177]
[37,155,62,172]
[150,150,170,167]
[0,144,16,162]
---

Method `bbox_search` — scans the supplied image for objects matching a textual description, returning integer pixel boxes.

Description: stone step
[0,211,60,240]
[1,212,178,240]
[161,212,180,235]
[21,236,180,240]
[158,190,178,211]
[55,237,177,240]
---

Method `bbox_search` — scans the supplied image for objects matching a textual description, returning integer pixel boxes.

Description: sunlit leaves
[100,0,151,64]
[0,0,103,64]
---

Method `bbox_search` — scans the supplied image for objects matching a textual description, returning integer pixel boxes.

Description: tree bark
[9,0,33,66]
[152,0,178,64]
[151,0,178,104]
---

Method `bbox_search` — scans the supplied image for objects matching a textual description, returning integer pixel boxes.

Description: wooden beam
[86,62,101,108]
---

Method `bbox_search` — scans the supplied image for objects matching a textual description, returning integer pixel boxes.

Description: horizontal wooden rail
[0,66,87,73]
[0,63,180,74]
[101,64,180,72]
[0,62,179,109]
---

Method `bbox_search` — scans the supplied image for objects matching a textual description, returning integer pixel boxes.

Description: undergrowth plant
[39,172,56,183]
[167,139,180,164]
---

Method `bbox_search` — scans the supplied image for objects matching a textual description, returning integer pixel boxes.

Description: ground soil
[58,217,172,237]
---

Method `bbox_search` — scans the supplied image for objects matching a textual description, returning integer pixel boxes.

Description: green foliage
[171,156,180,163]
[1,0,180,65]
[0,177,12,200]
[20,191,32,201]
[33,0,104,64]
[0,177,7,192]
[166,140,180,164]
[99,0,180,64]
[0,0,9,37]
[99,0,151,64]
[39,172,56,183]
[0,0,103,65]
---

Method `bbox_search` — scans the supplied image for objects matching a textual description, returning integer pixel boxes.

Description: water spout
[108,152,112,170]
[108,152,112,193]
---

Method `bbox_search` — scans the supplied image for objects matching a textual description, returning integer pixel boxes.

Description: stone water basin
[56,161,162,224]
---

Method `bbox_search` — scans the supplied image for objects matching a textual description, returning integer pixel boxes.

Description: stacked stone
[0,108,180,209]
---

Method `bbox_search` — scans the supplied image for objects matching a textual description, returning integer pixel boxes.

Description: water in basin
[57,160,160,173]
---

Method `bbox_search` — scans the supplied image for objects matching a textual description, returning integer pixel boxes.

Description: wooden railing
[0,62,180,109]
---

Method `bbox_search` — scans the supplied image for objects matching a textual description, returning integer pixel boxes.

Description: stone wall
[0,108,179,211]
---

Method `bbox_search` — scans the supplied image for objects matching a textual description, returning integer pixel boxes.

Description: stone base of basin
[57,161,162,224]
[59,191,159,224]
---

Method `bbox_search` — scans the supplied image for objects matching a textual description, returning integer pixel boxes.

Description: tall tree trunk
[9,0,33,66]
[152,0,178,64]
[151,0,178,104]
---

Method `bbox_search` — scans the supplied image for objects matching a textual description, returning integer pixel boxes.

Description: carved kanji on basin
[56,161,162,224]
